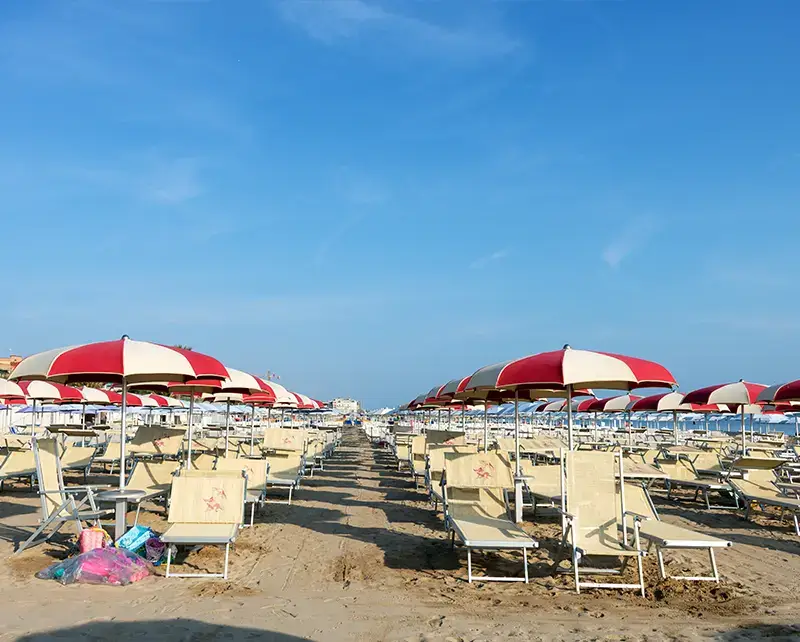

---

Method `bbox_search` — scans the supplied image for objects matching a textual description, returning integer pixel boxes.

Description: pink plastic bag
[36,548,152,586]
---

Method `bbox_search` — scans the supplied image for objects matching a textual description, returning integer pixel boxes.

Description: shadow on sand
[15,619,311,641]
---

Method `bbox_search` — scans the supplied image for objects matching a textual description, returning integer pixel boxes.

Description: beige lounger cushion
[0,449,37,477]
[129,426,186,456]
[449,504,534,546]
[162,523,238,544]
[60,446,95,469]
[519,461,561,501]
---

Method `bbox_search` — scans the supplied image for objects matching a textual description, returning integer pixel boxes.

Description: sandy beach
[1,428,798,641]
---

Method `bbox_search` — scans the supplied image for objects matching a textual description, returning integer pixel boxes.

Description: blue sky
[3,1,800,408]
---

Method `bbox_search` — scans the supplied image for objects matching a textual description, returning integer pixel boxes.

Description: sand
[1,429,799,641]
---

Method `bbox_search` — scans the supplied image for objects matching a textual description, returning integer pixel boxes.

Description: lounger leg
[450,529,455,550]
[573,550,580,594]
[467,548,472,583]
[250,503,255,528]
[704,489,711,510]
[166,544,173,578]
[657,548,666,580]
[523,547,529,584]
[288,486,294,505]
[709,547,719,583]
[223,543,230,580]
[637,553,646,597]
[793,513,799,537]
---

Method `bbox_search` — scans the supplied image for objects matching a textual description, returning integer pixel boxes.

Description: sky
[3,1,800,409]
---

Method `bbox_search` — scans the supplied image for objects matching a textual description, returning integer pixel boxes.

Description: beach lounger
[426,430,466,446]
[622,482,731,582]
[93,440,122,473]
[443,452,538,583]
[125,459,180,525]
[426,445,477,511]
[0,448,37,491]
[519,461,562,514]
[162,470,246,579]
[410,436,427,488]
[552,450,647,596]
[16,438,112,554]
[215,456,269,526]
[728,458,800,535]
[262,428,306,454]
[655,457,735,509]
[190,453,217,471]
[264,453,303,504]
[59,445,96,482]
[129,426,186,458]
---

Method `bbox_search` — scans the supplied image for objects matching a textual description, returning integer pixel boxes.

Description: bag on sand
[78,527,111,554]
[36,548,151,586]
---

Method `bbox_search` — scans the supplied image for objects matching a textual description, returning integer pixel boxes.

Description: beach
[1,427,798,641]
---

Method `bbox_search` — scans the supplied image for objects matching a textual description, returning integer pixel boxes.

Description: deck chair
[393,434,413,471]
[59,445,96,482]
[443,452,538,583]
[427,430,466,446]
[129,426,186,457]
[410,436,427,488]
[190,453,217,471]
[262,428,306,455]
[125,459,180,525]
[215,456,269,526]
[623,482,731,582]
[519,461,562,514]
[426,445,477,511]
[728,458,800,535]
[264,453,303,504]
[162,470,246,579]
[93,440,122,473]
[655,456,735,509]
[552,450,647,596]
[0,448,37,491]
[16,438,112,554]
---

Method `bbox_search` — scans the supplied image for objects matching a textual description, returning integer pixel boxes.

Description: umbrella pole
[483,404,489,453]
[187,394,195,470]
[673,410,679,445]
[31,399,36,433]
[250,404,255,456]
[627,410,632,446]
[567,384,574,451]
[741,405,746,455]
[513,390,523,523]
[224,400,231,457]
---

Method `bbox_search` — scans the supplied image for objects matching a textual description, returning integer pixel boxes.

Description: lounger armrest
[623,510,651,522]
[554,507,575,521]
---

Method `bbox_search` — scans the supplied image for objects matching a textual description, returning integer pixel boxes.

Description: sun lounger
[262,428,306,454]
[552,450,647,595]
[264,453,303,504]
[410,436,427,488]
[443,452,538,583]
[129,426,186,458]
[161,470,246,579]
[727,458,800,535]
[519,461,562,514]
[426,430,466,446]
[59,445,96,481]
[215,456,269,526]
[426,445,477,511]
[0,448,37,491]
[125,459,180,525]
[93,440,122,472]
[655,457,735,509]
[16,438,112,554]
[622,482,731,582]
[190,453,217,471]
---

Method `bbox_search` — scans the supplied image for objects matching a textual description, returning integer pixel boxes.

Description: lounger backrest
[168,472,245,525]
[190,453,217,471]
[426,431,466,446]
[215,456,268,490]
[97,441,122,461]
[640,449,660,466]
[689,452,722,472]
[0,448,37,477]
[495,438,516,454]
[33,439,66,520]
[730,458,781,488]
[128,426,186,456]
[410,435,426,460]
[519,461,562,497]
[395,442,411,461]
[565,451,621,554]
[266,453,303,476]
[428,445,477,480]
[262,428,305,453]
[443,452,514,490]
[60,445,95,469]
[621,482,658,520]
[127,460,179,492]
[655,457,696,481]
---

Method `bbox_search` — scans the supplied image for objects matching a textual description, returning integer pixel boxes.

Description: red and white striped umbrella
[138,393,184,408]
[585,394,641,413]
[756,380,800,404]
[683,380,767,452]
[18,380,83,402]
[464,345,676,450]
[10,336,228,385]
[78,387,144,406]
[0,379,24,399]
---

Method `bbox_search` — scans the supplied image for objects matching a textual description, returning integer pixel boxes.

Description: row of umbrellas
[401,345,800,473]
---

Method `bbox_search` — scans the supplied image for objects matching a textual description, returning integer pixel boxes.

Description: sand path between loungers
[1,428,799,641]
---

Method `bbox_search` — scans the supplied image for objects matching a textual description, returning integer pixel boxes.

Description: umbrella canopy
[10,337,228,385]
[585,394,641,413]
[78,387,144,406]
[138,393,184,408]
[757,380,800,404]
[465,345,675,450]
[683,380,767,452]
[18,380,83,402]
[0,378,24,398]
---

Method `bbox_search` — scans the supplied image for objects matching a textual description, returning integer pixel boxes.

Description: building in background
[331,398,360,414]
[0,355,22,376]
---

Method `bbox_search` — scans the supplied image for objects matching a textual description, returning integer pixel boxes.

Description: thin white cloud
[601,216,658,269]
[276,0,520,62]
[334,166,389,205]
[470,249,509,270]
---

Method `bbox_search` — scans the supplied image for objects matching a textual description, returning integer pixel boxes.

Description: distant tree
[172,344,193,351]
